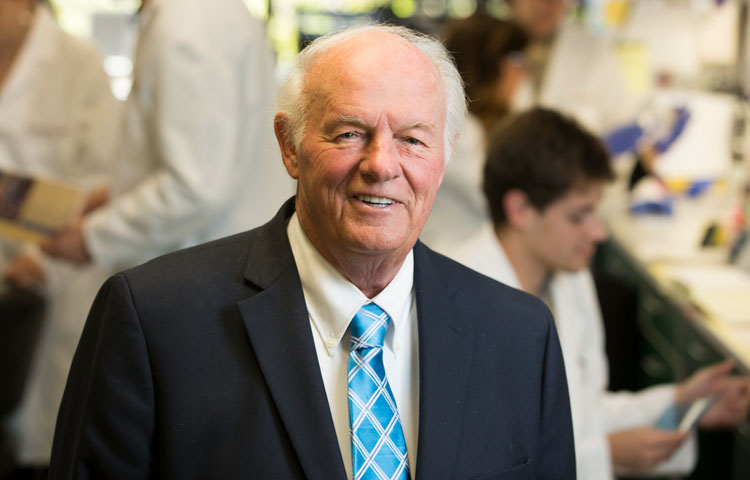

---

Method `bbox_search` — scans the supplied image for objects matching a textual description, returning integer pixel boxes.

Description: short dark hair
[483,108,614,226]
[443,14,527,130]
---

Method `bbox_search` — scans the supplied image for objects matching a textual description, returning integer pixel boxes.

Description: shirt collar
[287,213,414,356]
[470,222,523,290]
[473,222,560,314]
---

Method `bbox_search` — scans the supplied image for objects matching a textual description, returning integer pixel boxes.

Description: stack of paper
[0,170,85,244]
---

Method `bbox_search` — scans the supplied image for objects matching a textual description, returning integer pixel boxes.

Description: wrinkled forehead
[303,31,445,108]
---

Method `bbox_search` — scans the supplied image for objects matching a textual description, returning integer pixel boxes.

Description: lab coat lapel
[130,0,159,94]
[236,199,347,480]
[0,8,55,105]
[412,242,474,479]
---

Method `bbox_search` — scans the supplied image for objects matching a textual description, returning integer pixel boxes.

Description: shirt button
[326,338,337,349]
[394,341,400,352]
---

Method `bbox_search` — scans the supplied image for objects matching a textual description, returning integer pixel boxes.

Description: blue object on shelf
[654,107,691,154]
[629,199,674,216]
[686,180,713,198]
[604,122,644,156]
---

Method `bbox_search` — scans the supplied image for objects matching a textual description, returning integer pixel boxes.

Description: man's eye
[404,137,423,146]
[337,132,359,140]
[568,214,584,225]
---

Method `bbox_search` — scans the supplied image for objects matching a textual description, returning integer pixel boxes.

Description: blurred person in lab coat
[420,14,528,249]
[42,0,293,270]
[444,108,750,479]
[509,0,634,133]
[0,0,121,476]
[509,0,690,185]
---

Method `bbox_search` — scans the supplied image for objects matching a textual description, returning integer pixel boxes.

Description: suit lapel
[413,243,474,479]
[236,204,474,478]
[236,199,347,480]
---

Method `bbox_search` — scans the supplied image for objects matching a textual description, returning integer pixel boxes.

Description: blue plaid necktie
[348,303,410,480]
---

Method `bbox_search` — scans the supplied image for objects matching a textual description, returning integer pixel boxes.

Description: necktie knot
[350,303,390,351]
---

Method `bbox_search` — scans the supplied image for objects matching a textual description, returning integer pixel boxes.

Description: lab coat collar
[0,7,61,106]
[473,222,524,290]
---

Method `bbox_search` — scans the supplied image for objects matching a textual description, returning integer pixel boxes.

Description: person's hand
[675,359,735,405]
[82,185,109,214]
[4,253,45,289]
[698,376,750,429]
[42,217,91,264]
[609,427,689,474]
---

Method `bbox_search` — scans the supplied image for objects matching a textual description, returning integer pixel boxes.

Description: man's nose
[588,214,609,243]
[359,135,401,181]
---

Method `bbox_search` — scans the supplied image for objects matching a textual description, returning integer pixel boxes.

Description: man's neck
[495,227,550,297]
[324,249,408,299]
[298,219,409,300]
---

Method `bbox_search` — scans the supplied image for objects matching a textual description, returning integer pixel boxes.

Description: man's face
[283,32,447,263]
[524,181,608,274]
[513,0,570,42]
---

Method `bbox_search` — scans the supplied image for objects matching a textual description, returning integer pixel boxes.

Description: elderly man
[47,26,574,479]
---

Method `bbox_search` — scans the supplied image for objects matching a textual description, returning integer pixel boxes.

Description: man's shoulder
[416,243,551,324]
[118,224,277,299]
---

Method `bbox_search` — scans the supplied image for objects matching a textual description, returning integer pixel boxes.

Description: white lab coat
[513,23,634,134]
[0,7,121,465]
[442,223,696,479]
[420,113,488,249]
[84,0,294,269]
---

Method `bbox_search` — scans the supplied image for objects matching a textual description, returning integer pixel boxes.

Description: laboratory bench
[593,173,750,479]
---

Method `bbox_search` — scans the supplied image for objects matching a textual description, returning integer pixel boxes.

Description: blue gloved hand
[654,106,690,154]
[603,122,644,156]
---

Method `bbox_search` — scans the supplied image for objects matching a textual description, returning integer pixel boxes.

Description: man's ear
[502,189,534,230]
[448,131,460,159]
[274,113,300,180]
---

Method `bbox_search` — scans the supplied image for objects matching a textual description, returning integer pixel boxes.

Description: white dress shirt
[287,214,419,478]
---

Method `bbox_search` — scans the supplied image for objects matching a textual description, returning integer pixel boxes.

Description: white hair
[275,24,467,164]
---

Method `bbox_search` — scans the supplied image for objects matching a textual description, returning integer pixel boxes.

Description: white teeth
[356,194,395,206]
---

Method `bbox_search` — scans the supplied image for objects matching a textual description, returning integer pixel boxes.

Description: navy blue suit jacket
[49,198,575,479]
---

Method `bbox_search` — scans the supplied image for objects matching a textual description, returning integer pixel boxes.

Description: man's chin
[343,233,415,258]
[562,259,590,274]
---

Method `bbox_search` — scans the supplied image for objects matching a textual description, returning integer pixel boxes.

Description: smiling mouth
[355,194,395,207]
